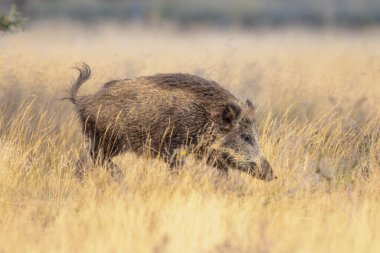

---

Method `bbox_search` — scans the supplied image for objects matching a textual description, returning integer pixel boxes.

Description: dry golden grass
[0,22,379,253]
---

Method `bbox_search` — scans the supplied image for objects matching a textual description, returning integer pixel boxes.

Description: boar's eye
[241,133,253,144]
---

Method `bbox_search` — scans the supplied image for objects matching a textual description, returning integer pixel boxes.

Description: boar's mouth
[219,152,276,181]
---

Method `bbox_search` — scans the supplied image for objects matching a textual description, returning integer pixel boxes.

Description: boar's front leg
[167,146,189,169]
[104,159,123,183]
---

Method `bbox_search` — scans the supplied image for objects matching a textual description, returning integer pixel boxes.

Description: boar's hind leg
[75,149,89,180]
[75,139,95,180]
[75,138,124,182]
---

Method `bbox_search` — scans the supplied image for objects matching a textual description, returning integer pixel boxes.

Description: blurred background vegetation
[1,0,380,29]
[0,4,26,31]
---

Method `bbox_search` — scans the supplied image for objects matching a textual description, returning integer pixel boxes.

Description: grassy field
[0,22,379,253]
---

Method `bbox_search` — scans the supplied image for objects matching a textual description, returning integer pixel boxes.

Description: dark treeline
[1,0,380,28]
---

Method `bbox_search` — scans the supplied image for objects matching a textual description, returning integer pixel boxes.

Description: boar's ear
[221,103,241,129]
[246,99,255,111]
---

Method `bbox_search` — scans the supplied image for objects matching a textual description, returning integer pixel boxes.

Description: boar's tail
[68,62,92,104]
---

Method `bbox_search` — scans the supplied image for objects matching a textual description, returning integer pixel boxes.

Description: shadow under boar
[68,63,275,181]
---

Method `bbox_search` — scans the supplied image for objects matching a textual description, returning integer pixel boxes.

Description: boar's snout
[249,158,276,181]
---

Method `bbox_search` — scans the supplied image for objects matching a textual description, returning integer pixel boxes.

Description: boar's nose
[260,159,276,181]
[248,160,276,181]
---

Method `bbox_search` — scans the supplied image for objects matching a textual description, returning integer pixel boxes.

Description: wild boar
[68,63,275,181]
